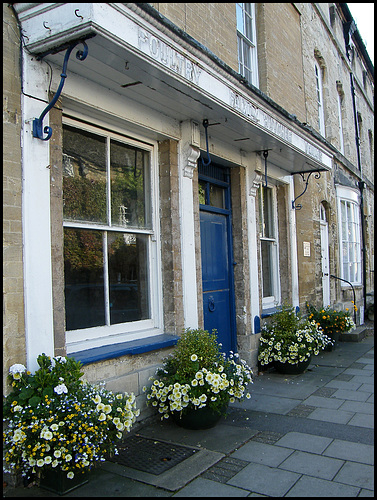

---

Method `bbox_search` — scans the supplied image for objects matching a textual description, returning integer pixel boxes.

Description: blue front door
[199,162,236,354]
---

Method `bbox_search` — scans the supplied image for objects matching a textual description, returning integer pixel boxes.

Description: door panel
[201,213,229,292]
[200,210,234,353]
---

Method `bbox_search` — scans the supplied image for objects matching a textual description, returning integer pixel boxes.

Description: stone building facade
[3,3,374,420]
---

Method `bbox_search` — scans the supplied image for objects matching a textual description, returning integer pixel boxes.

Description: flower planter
[39,468,89,496]
[273,356,311,375]
[324,331,340,351]
[171,405,227,430]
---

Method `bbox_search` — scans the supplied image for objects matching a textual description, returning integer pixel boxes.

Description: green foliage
[3,354,139,480]
[169,328,223,379]
[306,303,356,336]
[63,177,107,222]
[144,328,253,419]
[3,354,84,414]
[258,303,334,366]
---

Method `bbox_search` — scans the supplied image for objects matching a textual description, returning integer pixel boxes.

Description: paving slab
[350,375,375,385]
[323,439,374,465]
[332,388,370,402]
[278,450,344,480]
[359,383,374,393]
[172,477,249,497]
[334,461,374,490]
[325,380,363,391]
[357,356,375,364]
[284,474,360,497]
[358,487,375,497]
[227,462,301,497]
[347,412,374,428]
[229,440,294,467]
[274,431,332,454]
[344,368,374,376]
[250,371,337,399]
[307,407,355,424]
[366,393,374,403]
[302,394,344,409]
[339,400,374,414]
[362,365,374,371]
[237,393,301,414]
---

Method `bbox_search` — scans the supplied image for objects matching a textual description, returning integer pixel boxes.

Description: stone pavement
[4,326,374,497]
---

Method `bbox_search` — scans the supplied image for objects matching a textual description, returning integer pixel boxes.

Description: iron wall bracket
[201,119,220,166]
[291,170,323,210]
[32,39,90,141]
[254,149,271,187]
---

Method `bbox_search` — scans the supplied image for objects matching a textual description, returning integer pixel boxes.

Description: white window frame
[337,91,345,154]
[258,184,280,309]
[336,185,362,286]
[315,61,325,136]
[63,116,163,353]
[237,3,259,87]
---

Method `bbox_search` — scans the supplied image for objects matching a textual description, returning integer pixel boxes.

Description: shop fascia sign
[137,26,331,169]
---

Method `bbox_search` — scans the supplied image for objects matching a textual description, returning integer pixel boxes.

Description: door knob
[208,296,215,312]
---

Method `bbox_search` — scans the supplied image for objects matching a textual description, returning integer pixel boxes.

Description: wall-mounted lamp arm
[32,40,89,141]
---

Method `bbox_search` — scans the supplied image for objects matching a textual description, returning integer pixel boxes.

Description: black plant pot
[273,356,311,375]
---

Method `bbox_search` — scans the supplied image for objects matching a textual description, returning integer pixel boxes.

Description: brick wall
[3,4,26,394]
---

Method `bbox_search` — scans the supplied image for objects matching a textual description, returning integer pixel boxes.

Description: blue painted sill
[67,333,179,365]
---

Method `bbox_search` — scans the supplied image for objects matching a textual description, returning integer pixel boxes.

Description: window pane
[243,41,252,71]
[108,233,150,324]
[261,187,274,238]
[63,126,107,223]
[236,3,244,33]
[209,185,225,208]
[261,240,273,297]
[110,140,151,229]
[199,181,206,205]
[244,8,253,41]
[64,228,105,330]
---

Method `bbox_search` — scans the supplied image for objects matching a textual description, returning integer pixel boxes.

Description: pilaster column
[179,121,201,327]
[248,168,263,333]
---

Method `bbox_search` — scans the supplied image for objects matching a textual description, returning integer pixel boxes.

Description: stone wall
[150,3,239,72]
[158,139,185,335]
[3,4,26,395]
[256,3,307,122]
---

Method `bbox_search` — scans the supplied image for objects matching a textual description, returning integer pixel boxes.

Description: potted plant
[258,304,334,374]
[3,353,139,495]
[143,328,253,429]
[306,303,356,350]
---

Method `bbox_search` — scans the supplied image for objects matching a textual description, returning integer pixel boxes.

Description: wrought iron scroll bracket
[291,171,321,210]
[32,40,89,141]
[201,119,220,166]
[254,149,271,188]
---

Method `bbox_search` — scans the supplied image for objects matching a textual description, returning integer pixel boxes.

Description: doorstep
[339,326,368,342]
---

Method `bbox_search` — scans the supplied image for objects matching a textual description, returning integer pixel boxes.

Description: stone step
[339,325,368,342]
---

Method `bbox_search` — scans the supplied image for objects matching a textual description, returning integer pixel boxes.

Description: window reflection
[108,232,149,324]
[64,228,105,330]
